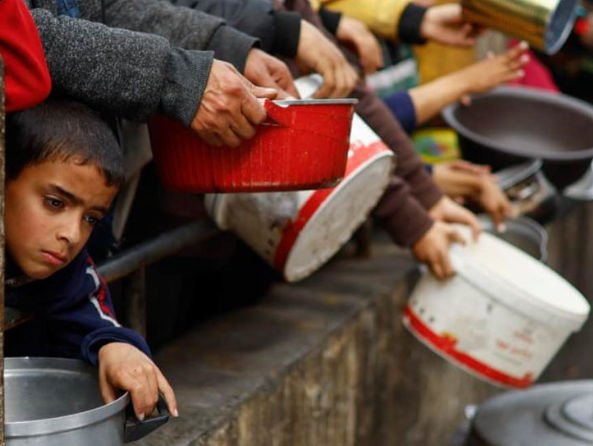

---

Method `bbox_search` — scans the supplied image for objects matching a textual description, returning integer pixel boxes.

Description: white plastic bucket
[403,226,590,389]
[205,113,394,282]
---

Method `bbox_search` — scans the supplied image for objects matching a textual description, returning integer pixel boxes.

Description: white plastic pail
[206,114,394,282]
[403,227,590,389]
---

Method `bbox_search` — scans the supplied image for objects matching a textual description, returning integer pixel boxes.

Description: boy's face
[5,161,118,279]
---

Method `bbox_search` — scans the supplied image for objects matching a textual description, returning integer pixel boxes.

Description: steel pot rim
[477,215,549,263]
[4,357,129,438]
[443,86,593,162]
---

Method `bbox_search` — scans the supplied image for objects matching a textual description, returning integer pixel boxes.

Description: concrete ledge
[136,235,499,446]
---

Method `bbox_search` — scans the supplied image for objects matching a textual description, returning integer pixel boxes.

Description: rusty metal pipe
[97,220,217,283]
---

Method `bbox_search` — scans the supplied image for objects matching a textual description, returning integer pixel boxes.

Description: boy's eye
[83,214,100,226]
[44,197,64,209]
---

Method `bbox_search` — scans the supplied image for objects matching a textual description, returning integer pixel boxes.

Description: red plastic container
[148,99,358,193]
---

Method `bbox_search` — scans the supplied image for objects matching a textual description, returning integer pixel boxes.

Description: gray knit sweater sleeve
[102,0,258,72]
[31,9,213,126]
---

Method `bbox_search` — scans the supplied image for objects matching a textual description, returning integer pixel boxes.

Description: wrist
[399,3,428,44]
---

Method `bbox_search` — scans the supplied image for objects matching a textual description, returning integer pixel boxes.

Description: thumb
[252,86,278,99]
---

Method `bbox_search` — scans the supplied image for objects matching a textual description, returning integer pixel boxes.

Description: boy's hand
[429,196,482,240]
[98,342,178,421]
[244,49,300,99]
[420,4,477,47]
[191,59,278,148]
[412,221,465,280]
[296,20,359,98]
[336,16,384,75]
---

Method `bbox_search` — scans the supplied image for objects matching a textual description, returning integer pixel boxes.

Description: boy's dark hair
[6,99,125,187]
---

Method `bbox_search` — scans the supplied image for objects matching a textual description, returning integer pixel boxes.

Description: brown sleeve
[374,176,435,246]
[351,83,444,211]
[282,0,443,246]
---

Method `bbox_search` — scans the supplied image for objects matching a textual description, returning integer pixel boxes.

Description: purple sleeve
[383,91,417,134]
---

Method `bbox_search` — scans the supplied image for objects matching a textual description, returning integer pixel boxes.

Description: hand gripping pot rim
[404,226,589,389]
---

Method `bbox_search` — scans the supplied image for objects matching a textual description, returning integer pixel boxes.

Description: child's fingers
[145,366,160,414]
[430,257,444,280]
[505,41,529,61]
[439,249,456,278]
[156,369,179,418]
[448,228,467,246]
[129,376,155,420]
[99,371,119,404]
[508,54,529,71]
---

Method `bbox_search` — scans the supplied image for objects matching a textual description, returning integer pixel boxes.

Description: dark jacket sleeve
[318,6,342,35]
[102,0,259,72]
[31,8,213,126]
[170,0,302,58]
[39,252,150,365]
[397,3,428,45]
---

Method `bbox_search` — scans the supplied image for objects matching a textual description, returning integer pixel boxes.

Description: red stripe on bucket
[273,141,389,272]
[403,306,534,389]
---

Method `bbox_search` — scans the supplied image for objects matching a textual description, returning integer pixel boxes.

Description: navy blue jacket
[5,250,150,365]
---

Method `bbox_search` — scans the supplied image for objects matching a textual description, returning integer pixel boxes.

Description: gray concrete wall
[138,238,502,446]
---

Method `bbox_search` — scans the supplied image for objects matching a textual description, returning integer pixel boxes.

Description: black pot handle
[124,397,170,443]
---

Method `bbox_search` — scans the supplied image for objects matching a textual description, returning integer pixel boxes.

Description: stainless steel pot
[5,357,168,445]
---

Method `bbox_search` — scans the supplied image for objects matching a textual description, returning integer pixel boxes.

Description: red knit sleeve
[0,0,51,112]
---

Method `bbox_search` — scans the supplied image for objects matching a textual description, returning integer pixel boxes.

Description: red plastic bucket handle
[262,99,291,127]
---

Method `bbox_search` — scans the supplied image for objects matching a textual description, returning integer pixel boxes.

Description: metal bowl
[443,87,593,190]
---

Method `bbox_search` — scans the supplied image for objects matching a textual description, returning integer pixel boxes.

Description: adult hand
[420,3,477,47]
[429,196,482,240]
[296,20,359,98]
[412,221,465,280]
[98,342,178,421]
[336,16,384,75]
[191,59,278,147]
[244,49,300,99]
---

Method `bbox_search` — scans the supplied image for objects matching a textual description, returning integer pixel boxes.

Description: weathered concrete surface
[136,236,503,446]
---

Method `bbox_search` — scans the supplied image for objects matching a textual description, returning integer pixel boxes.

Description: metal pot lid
[496,160,543,191]
[473,381,593,446]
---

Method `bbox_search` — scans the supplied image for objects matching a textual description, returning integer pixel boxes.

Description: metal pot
[443,87,593,190]
[5,358,168,445]
[466,381,593,446]
[462,0,579,55]
[477,215,549,263]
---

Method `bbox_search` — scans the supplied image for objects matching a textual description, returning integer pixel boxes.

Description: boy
[4,99,178,421]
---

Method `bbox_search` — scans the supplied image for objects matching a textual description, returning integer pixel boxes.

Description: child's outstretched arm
[39,251,178,419]
[407,42,530,126]
[98,342,178,420]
